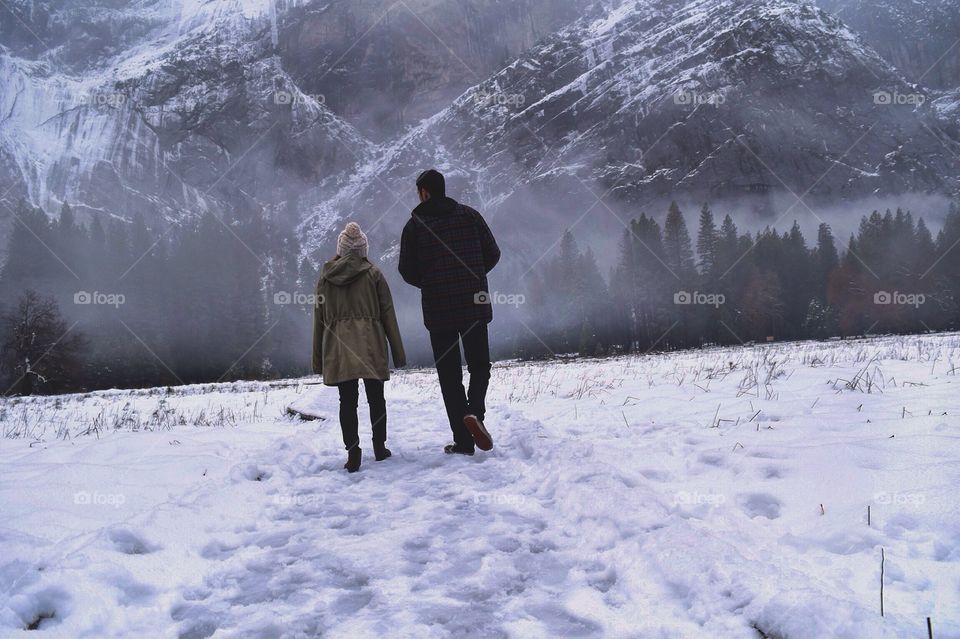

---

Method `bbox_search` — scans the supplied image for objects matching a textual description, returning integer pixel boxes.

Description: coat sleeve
[311,280,325,375]
[477,212,501,273]
[398,219,422,288]
[376,272,407,368]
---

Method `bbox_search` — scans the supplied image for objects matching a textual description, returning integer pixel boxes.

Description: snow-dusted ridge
[301,0,959,261]
[3,0,959,262]
[0,0,373,226]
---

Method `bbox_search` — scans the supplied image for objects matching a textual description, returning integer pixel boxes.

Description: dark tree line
[517,202,960,357]
[0,200,316,394]
[2,197,959,394]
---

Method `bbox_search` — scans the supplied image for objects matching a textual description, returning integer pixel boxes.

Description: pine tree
[552,230,581,351]
[713,214,745,342]
[89,213,106,246]
[631,214,671,349]
[814,223,838,302]
[663,201,696,280]
[610,227,638,349]
[579,247,610,354]
[0,201,58,295]
[696,203,718,280]
[780,221,811,338]
[662,202,698,345]
[56,202,78,237]
[931,205,960,328]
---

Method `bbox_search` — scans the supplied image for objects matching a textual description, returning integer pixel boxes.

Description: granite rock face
[814,0,960,90]
[0,0,588,231]
[0,0,958,261]
[304,0,960,257]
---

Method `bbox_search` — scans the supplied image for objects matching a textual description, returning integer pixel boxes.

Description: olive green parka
[312,255,406,385]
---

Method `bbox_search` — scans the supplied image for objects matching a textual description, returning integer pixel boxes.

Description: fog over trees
[2,199,958,395]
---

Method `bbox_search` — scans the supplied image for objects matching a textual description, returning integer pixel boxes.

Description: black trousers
[336,379,386,450]
[429,324,491,448]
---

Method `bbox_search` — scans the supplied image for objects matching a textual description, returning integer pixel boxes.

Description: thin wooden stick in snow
[880,547,885,617]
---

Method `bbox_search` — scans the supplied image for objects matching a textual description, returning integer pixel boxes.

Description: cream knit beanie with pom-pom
[337,222,368,259]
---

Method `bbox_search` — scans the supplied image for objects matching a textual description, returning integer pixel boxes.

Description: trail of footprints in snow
[3,525,163,631]
[169,409,616,638]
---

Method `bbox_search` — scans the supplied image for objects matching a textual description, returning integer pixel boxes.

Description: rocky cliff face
[302,0,960,259]
[1,19,369,231]
[0,0,590,241]
[815,0,960,90]
[274,0,595,140]
[1,0,958,264]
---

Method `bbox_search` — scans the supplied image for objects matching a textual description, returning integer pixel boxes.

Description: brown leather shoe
[463,415,493,451]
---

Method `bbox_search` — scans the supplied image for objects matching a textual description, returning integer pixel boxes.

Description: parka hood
[321,254,373,286]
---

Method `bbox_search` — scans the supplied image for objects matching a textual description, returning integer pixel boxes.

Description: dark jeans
[429,324,491,448]
[337,379,386,450]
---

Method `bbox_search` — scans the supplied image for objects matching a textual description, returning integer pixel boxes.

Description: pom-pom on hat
[337,222,368,259]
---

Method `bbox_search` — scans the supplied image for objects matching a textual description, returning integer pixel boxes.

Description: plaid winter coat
[398,196,501,332]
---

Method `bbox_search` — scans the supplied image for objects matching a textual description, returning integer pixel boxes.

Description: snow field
[0,333,958,637]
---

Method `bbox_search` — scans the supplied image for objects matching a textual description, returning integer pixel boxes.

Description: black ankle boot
[374,444,392,461]
[344,447,362,473]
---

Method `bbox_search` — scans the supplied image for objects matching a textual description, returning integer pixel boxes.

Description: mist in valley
[1,0,959,394]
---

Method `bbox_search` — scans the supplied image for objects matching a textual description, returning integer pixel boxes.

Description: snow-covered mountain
[1,0,958,261]
[0,0,586,238]
[815,0,960,90]
[0,0,372,233]
[302,0,960,259]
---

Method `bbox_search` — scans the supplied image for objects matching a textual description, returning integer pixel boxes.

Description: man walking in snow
[399,169,501,456]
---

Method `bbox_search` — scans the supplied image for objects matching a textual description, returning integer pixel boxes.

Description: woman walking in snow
[313,222,406,473]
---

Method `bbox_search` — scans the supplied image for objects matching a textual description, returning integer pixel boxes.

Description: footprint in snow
[697,451,726,467]
[737,493,782,520]
[585,563,618,593]
[107,527,161,555]
[4,586,71,631]
[96,566,157,606]
[524,603,603,638]
[250,529,293,549]
[760,465,787,479]
[637,468,673,482]
[170,602,219,639]
[199,539,240,561]
[746,449,791,460]
[230,463,272,482]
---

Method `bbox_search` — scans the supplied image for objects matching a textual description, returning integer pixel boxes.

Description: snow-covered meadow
[1,333,958,638]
